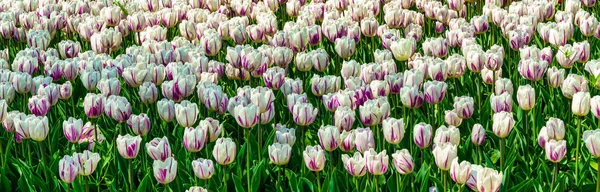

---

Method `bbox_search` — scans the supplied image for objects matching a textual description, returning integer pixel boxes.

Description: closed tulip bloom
[355,127,375,153]
[127,113,151,136]
[584,129,600,157]
[370,80,390,98]
[311,49,330,72]
[157,99,176,122]
[392,149,414,175]
[97,77,120,97]
[545,139,567,163]
[311,75,342,96]
[28,116,49,142]
[359,97,391,126]
[471,124,486,146]
[281,78,303,96]
[490,92,513,113]
[476,167,503,192]
[28,95,50,116]
[263,67,286,90]
[197,118,221,143]
[192,158,214,180]
[453,96,474,119]
[212,137,236,165]
[318,125,340,151]
[59,155,80,184]
[445,110,462,127]
[516,85,535,111]
[14,114,32,142]
[434,125,461,146]
[146,137,172,161]
[403,69,425,88]
[492,111,515,138]
[63,117,83,143]
[59,82,72,100]
[494,78,513,95]
[547,67,565,88]
[591,96,600,118]
[269,143,292,165]
[116,134,142,159]
[481,67,502,85]
[390,38,415,61]
[562,74,589,99]
[341,152,367,177]
[105,96,132,123]
[292,102,318,126]
[518,59,548,81]
[0,83,15,104]
[400,86,424,108]
[80,70,100,91]
[183,126,208,153]
[274,124,296,146]
[0,100,6,124]
[432,142,457,171]
[74,150,101,176]
[84,93,104,119]
[361,17,379,37]
[334,36,356,59]
[5,111,25,134]
[423,81,448,104]
[414,122,433,149]
[175,100,199,127]
[138,82,158,104]
[303,145,326,172]
[538,127,549,148]
[450,158,471,184]
[428,60,448,81]
[364,148,389,175]
[339,130,356,152]
[153,157,178,184]
[544,118,565,140]
[37,84,59,106]
[572,91,591,116]
[334,106,355,131]
[12,72,32,94]
[382,118,405,145]
[234,103,260,128]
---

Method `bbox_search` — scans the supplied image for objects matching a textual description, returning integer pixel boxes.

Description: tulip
[281,78,303,96]
[444,110,462,127]
[97,77,121,97]
[80,70,100,91]
[233,103,260,128]
[59,155,80,184]
[591,96,600,118]
[138,82,158,104]
[382,118,405,145]
[28,95,50,116]
[339,130,356,152]
[341,152,367,177]
[198,118,222,142]
[516,85,535,111]
[355,127,376,153]
[471,124,486,146]
[25,116,49,142]
[562,74,589,99]
[116,134,142,159]
[518,59,548,81]
[192,158,214,180]
[573,92,591,116]
[424,81,448,104]
[428,59,448,81]
[12,72,32,94]
[59,82,72,100]
[400,86,424,108]
[303,145,326,172]
[490,93,512,113]
[73,150,101,176]
[453,96,474,119]
[434,125,461,146]
[423,37,448,58]
[364,148,389,175]
[274,124,296,146]
[432,142,458,171]
[318,125,340,151]
[269,143,292,165]
[263,67,286,90]
[494,78,513,95]
[545,139,567,163]
[153,157,178,184]
[584,129,600,157]
[359,97,391,126]
[84,93,104,119]
[392,149,414,175]
[146,137,172,161]
[292,103,318,126]
[414,122,433,149]
[63,117,83,143]
[311,75,342,96]
[0,83,14,104]
[127,114,151,136]
[334,106,355,131]
[476,167,503,192]
[213,137,236,165]
[186,186,208,192]
[547,67,565,88]
[175,100,199,127]
[183,126,208,153]
[450,158,471,184]
[492,111,515,139]
[37,83,59,106]
[157,99,176,122]
[538,126,549,148]
[481,67,502,85]
[335,36,356,59]
[104,96,132,123]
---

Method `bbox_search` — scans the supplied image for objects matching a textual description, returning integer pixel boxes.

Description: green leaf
[232,174,245,192]
[251,160,264,192]
[137,173,152,192]
[299,177,314,192]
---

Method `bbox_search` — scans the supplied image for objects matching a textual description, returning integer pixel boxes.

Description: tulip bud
[545,139,567,163]
[59,155,80,184]
[359,97,391,126]
[391,38,416,61]
[584,129,600,157]
[281,78,303,96]
[303,145,326,172]
[490,92,513,113]
[424,81,448,104]
[28,95,50,116]
[233,103,260,128]
[175,100,199,127]
[364,148,389,175]
[74,150,101,176]
[471,124,485,146]
[37,83,59,106]
[116,134,142,159]
[104,95,132,123]
[212,137,236,165]
[127,113,151,136]
[311,75,342,97]
[423,37,448,58]
[382,118,405,145]
[146,137,172,161]
[153,157,178,184]
[269,143,292,165]
[292,102,318,126]
[445,110,462,126]
[492,111,515,138]
[400,86,424,109]
[12,72,32,94]
[518,59,548,82]
[414,122,433,149]
[157,99,176,122]
[450,158,471,185]
[481,67,502,85]
[392,149,414,175]
[192,158,214,180]
[572,91,591,116]
[312,49,330,72]
[80,70,100,91]
[27,116,49,142]
[452,96,474,119]
[355,127,375,153]
[63,117,83,143]
[432,142,457,171]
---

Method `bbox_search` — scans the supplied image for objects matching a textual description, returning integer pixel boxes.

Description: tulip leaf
[299,177,314,192]
[251,160,264,192]
[286,170,298,191]
[137,173,152,192]
[508,179,533,192]
[591,160,598,171]
[232,173,245,192]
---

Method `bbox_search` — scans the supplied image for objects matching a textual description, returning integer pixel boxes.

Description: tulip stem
[500,138,505,171]
[354,177,359,192]
[128,159,133,192]
[576,116,582,184]
[374,174,378,192]
[222,165,227,192]
[245,129,251,192]
[68,183,71,192]
[258,123,262,162]
[85,176,90,192]
[597,157,600,192]
[316,171,322,192]
[164,183,169,192]
[38,141,48,182]
[442,170,447,192]
[552,162,558,190]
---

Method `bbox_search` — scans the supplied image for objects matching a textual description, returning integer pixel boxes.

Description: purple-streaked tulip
[516,85,535,111]
[269,143,292,165]
[359,97,391,126]
[37,84,59,106]
[146,137,172,161]
[423,37,448,58]
[0,83,15,104]
[59,82,72,100]
[84,93,104,119]
[28,95,50,116]
[12,72,32,94]
[183,126,208,153]
[400,86,424,108]
[494,78,513,95]
[382,118,405,145]
[453,96,474,119]
[355,127,375,153]
[592,96,600,118]
[105,95,132,123]
[303,145,326,172]
[97,77,121,97]
[263,67,286,90]
[292,103,318,126]
[281,78,303,96]
[59,155,80,184]
[127,114,151,136]
[561,74,588,99]
[335,36,356,59]
[139,82,158,104]
[73,150,100,176]
[2,111,22,133]
[450,158,471,184]
[423,81,448,104]
[63,117,83,143]
[157,99,176,122]
[234,103,260,128]
[547,67,565,88]
[391,38,416,61]
[339,130,356,152]
[318,125,340,151]
[364,148,389,175]
[432,142,457,171]
[116,134,142,159]
[490,92,512,113]
[584,129,600,157]
[28,116,49,142]
[481,67,502,85]
[175,100,199,127]
[312,49,330,72]
[342,152,367,177]
[538,127,549,148]
[213,137,236,165]
[334,106,355,131]
[471,124,486,146]
[192,158,214,180]
[572,91,591,117]
[80,70,100,91]
[518,59,548,81]
[428,60,447,81]
[58,40,81,59]
[434,125,461,146]
[492,111,515,138]
[392,149,414,175]
[311,75,342,97]
[414,122,433,149]
[476,167,503,192]
[545,118,565,141]
[11,57,38,76]
[545,139,567,163]
[153,157,177,184]
[196,118,221,143]
[445,110,462,127]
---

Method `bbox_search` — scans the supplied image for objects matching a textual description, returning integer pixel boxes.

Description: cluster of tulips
[1,0,600,191]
